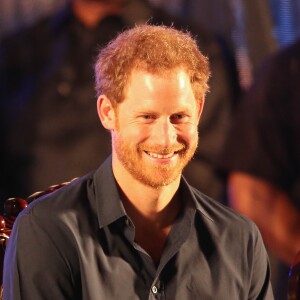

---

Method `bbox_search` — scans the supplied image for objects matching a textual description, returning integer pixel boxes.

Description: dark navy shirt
[3,157,273,299]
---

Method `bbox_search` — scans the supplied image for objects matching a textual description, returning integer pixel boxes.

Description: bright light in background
[269,0,298,47]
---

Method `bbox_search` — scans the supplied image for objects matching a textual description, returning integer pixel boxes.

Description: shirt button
[125,218,130,226]
[152,286,158,294]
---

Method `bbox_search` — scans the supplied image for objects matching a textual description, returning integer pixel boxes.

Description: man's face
[111,69,203,188]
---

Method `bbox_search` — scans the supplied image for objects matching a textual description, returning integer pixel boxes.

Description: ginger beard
[112,128,198,188]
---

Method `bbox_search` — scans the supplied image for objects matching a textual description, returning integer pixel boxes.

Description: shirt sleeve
[3,210,80,300]
[248,223,274,300]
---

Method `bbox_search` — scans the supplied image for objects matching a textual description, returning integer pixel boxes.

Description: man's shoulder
[16,156,114,227]
[189,186,265,262]
[19,172,96,223]
[190,185,258,234]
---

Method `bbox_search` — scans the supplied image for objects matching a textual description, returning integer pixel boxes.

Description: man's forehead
[127,67,190,82]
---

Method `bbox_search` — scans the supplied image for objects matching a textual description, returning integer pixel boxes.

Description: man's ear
[197,97,205,121]
[97,95,116,130]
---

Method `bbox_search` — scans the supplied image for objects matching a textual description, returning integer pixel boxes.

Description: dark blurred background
[1,0,300,82]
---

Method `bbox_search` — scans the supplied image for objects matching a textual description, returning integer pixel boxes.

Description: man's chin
[131,168,182,189]
[138,177,179,189]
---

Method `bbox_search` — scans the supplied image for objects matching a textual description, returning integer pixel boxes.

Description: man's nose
[151,118,177,147]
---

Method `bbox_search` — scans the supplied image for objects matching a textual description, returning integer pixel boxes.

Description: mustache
[138,143,186,154]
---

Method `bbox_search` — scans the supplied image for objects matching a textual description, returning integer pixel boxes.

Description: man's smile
[144,151,176,159]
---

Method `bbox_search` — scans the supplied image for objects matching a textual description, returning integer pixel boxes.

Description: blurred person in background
[0,0,239,204]
[217,39,300,299]
[0,0,130,201]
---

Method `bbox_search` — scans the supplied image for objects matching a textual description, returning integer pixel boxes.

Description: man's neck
[112,157,182,265]
[113,157,181,222]
[72,0,123,28]
[113,157,182,266]
[121,185,181,266]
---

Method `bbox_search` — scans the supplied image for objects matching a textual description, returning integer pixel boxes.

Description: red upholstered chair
[288,250,300,300]
[0,179,76,299]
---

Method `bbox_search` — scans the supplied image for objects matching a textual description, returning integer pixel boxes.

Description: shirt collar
[180,176,214,222]
[93,155,127,229]
[93,156,213,229]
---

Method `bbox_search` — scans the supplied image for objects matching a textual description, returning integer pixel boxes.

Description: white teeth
[146,151,174,159]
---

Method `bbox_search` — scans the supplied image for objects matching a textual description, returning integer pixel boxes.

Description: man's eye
[173,114,184,119]
[143,115,153,119]
[171,114,187,122]
[138,114,155,122]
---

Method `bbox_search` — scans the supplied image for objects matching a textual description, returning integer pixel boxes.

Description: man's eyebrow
[134,109,157,114]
